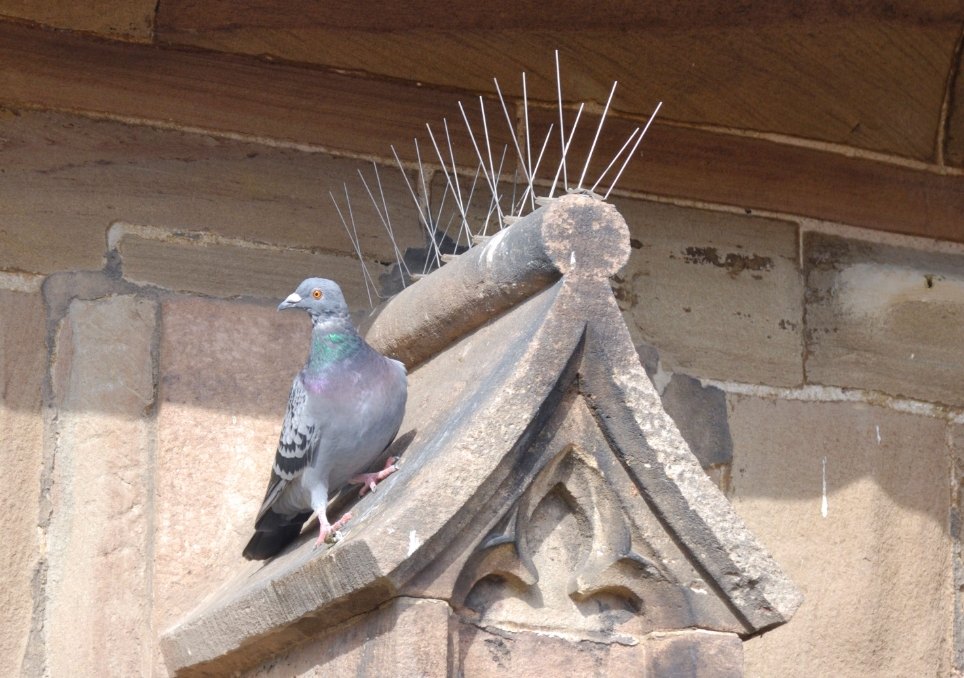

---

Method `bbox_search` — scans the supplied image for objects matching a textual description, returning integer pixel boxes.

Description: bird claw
[350,457,399,497]
[314,512,352,548]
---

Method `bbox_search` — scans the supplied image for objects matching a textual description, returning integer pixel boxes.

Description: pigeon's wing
[254,376,320,525]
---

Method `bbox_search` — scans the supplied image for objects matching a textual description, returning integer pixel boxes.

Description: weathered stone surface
[0,0,156,40]
[0,291,46,677]
[153,297,309,675]
[163,198,800,675]
[459,625,742,677]
[5,19,964,243]
[727,396,951,678]
[646,631,744,678]
[612,197,803,387]
[449,394,745,641]
[0,109,423,276]
[44,295,157,678]
[946,42,964,168]
[951,423,964,675]
[805,233,964,406]
[116,230,382,312]
[154,14,957,163]
[242,597,449,677]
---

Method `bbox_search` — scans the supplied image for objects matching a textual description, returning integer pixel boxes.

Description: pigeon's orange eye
[312,289,323,299]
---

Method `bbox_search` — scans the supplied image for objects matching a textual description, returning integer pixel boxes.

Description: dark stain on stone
[629,238,643,249]
[484,637,511,668]
[610,274,639,308]
[778,319,798,331]
[682,246,773,278]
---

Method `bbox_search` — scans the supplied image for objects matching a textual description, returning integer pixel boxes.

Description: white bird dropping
[821,457,828,518]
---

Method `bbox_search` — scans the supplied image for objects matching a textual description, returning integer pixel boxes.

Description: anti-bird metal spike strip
[337,53,661,291]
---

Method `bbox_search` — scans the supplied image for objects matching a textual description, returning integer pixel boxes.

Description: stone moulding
[160,194,803,677]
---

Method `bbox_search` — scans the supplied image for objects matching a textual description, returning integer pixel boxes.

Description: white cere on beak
[284,293,302,304]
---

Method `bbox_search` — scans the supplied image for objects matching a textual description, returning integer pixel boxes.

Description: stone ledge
[805,232,964,407]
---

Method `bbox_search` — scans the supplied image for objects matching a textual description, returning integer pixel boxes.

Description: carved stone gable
[162,195,801,678]
[454,393,745,642]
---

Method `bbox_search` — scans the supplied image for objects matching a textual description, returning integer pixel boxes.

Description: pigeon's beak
[278,292,302,311]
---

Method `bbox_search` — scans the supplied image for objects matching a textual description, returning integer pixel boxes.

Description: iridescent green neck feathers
[307,327,364,370]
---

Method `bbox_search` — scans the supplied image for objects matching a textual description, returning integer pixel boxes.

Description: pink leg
[349,457,399,497]
[315,512,352,547]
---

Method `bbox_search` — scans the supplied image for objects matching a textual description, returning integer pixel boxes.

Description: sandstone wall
[1,107,962,677]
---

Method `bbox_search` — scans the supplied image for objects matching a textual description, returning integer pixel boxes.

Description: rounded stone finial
[539,194,631,278]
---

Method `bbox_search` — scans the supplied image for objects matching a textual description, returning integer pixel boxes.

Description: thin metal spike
[494,78,533,215]
[577,80,618,190]
[529,122,554,196]
[392,145,431,230]
[392,143,442,272]
[604,101,662,200]
[426,122,469,245]
[511,170,519,216]
[439,212,458,251]
[514,121,554,211]
[443,119,473,246]
[332,187,374,309]
[494,144,508,227]
[478,96,504,229]
[414,138,433,232]
[461,163,483,246]
[358,166,408,286]
[555,50,568,191]
[373,162,411,279]
[458,101,504,230]
[443,120,465,212]
[344,184,383,303]
[590,127,638,194]
[549,103,584,198]
[422,181,450,275]
[522,72,534,210]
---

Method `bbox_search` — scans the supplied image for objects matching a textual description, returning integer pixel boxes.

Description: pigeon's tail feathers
[243,522,306,561]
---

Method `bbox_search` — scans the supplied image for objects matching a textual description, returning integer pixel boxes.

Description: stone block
[44,295,157,678]
[458,623,646,677]
[951,423,964,675]
[805,232,964,406]
[241,597,449,677]
[153,297,311,674]
[155,14,957,162]
[0,0,156,40]
[0,110,423,276]
[612,197,803,387]
[116,231,383,312]
[727,396,951,678]
[459,625,742,678]
[0,291,46,677]
[646,631,744,678]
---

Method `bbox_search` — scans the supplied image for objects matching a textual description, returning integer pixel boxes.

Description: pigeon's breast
[304,349,407,487]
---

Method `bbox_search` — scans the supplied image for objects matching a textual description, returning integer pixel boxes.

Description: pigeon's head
[278,278,349,320]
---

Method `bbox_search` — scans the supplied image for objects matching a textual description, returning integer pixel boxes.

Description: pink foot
[315,512,352,547]
[350,457,399,497]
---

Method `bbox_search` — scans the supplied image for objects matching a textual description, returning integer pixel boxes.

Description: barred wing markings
[255,376,320,525]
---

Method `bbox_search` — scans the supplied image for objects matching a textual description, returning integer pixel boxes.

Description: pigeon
[242,278,408,561]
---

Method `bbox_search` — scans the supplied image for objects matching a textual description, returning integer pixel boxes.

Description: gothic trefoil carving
[454,393,746,643]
